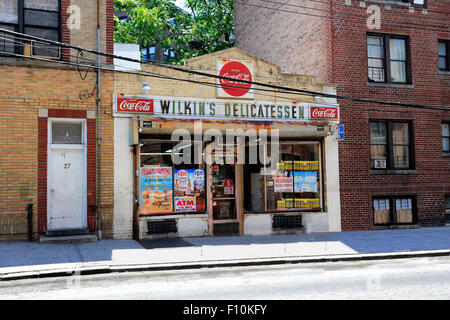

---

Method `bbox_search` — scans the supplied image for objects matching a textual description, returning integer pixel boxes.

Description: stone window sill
[443,152,450,157]
[367,82,414,89]
[364,0,425,9]
[439,70,450,76]
[373,224,419,230]
[370,169,417,175]
[365,0,410,7]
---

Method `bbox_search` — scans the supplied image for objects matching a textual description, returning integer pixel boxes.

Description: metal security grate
[147,219,177,236]
[272,215,303,232]
[213,222,239,236]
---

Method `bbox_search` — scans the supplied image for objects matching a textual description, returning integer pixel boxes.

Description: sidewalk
[1,227,449,280]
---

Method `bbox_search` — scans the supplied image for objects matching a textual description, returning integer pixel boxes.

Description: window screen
[24,0,59,11]
[0,0,18,24]
[52,122,83,144]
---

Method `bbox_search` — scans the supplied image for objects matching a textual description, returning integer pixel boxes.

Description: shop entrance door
[206,145,242,236]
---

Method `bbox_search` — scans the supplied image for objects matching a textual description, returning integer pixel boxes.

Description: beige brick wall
[0,65,114,240]
[68,0,111,65]
[114,47,330,101]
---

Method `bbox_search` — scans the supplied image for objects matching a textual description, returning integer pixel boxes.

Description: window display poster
[174,169,205,211]
[174,169,205,195]
[274,177,293,193]
[224,179,234,195]
[140,167,173,214]
[294,171,318,193]
[174,196,196,212]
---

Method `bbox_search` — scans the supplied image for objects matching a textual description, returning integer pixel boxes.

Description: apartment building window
[370,120,413,170]
[373,196,416,225]
[439,40,449,71]
[0,0,60,57]
[141,46,156,61]
[163,49,175,62]
[386,0,426,6]
[443,122,450,153]
[367,34,410,84]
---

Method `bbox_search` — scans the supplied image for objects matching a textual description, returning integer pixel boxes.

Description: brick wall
[235,0,334,84]
[0,66,114,240]
[235,0,450,230]
[0,0,115,240]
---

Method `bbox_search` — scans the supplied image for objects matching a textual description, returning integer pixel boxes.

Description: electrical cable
[254,0,450,22]
[2,48,449,112]
[0,28,448,111]
[234,0,449,33]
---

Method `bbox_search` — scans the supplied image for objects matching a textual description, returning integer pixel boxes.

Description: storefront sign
[274,177,293,193]
[217,59,254,99]
[114,96,339,123]
[140,167,173,214]
[142,121,153,128]
[338,125,345,141]
[117,97,154,113]
[294,171,317,193]
[174,196,196,212]
[310,107,338,120]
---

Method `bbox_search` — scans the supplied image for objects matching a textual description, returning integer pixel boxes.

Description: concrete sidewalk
[1,227,449,280]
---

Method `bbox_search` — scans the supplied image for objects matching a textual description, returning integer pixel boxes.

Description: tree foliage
[114,0,234,64]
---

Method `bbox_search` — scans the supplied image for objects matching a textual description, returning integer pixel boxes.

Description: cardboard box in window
[396,209,413,223]
[374,210,390,224]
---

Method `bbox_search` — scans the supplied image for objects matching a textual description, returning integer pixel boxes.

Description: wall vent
[147,219,177,238]
[272,215,303,233]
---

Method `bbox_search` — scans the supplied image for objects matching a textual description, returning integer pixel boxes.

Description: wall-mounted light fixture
[142,82,151,97]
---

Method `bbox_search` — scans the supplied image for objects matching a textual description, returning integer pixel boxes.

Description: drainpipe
[27,204,33,241]
[96,0,102,239]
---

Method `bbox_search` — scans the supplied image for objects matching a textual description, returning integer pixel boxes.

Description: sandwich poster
[140,167,173,214]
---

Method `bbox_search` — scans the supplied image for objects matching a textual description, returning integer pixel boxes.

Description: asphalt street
[1,256,450,300]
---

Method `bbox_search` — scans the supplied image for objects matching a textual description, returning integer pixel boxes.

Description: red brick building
[0,0,115,240]
[235,0,450,230]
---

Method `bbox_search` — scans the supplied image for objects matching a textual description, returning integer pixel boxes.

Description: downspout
[96,0,102,239]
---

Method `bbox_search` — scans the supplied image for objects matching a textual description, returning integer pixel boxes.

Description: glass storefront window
[139,136,206,214]
[244,141,322,212]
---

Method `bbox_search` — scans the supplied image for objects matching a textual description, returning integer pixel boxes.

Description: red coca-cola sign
[219,61,253,97]
[310,107,338,120]
[116,97,154,113]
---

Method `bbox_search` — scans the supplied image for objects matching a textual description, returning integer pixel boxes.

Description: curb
[1,249,449,281]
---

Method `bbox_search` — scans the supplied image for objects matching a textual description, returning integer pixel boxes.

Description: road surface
[1,256,450,300]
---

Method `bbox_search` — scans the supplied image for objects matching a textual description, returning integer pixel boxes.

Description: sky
[174,0,189,11]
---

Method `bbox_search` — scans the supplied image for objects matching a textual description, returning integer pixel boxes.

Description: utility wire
[1,49,324,105]
[0,28,448,111]
[256,0,450,18]
[234,0,449,33]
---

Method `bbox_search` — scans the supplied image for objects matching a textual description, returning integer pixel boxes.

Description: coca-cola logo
[310,107,338,120]
[117,98,154,113]
[219,61,252,97]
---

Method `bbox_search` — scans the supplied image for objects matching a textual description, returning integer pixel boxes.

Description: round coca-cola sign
[219,61,252,97]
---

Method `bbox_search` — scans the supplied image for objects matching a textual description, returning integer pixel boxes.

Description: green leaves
[114,0,234,64]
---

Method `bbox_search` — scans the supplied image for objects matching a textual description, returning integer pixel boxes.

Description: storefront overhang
[113,95,340,140]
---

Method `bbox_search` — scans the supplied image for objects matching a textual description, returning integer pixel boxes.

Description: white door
[47,120,87,231]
